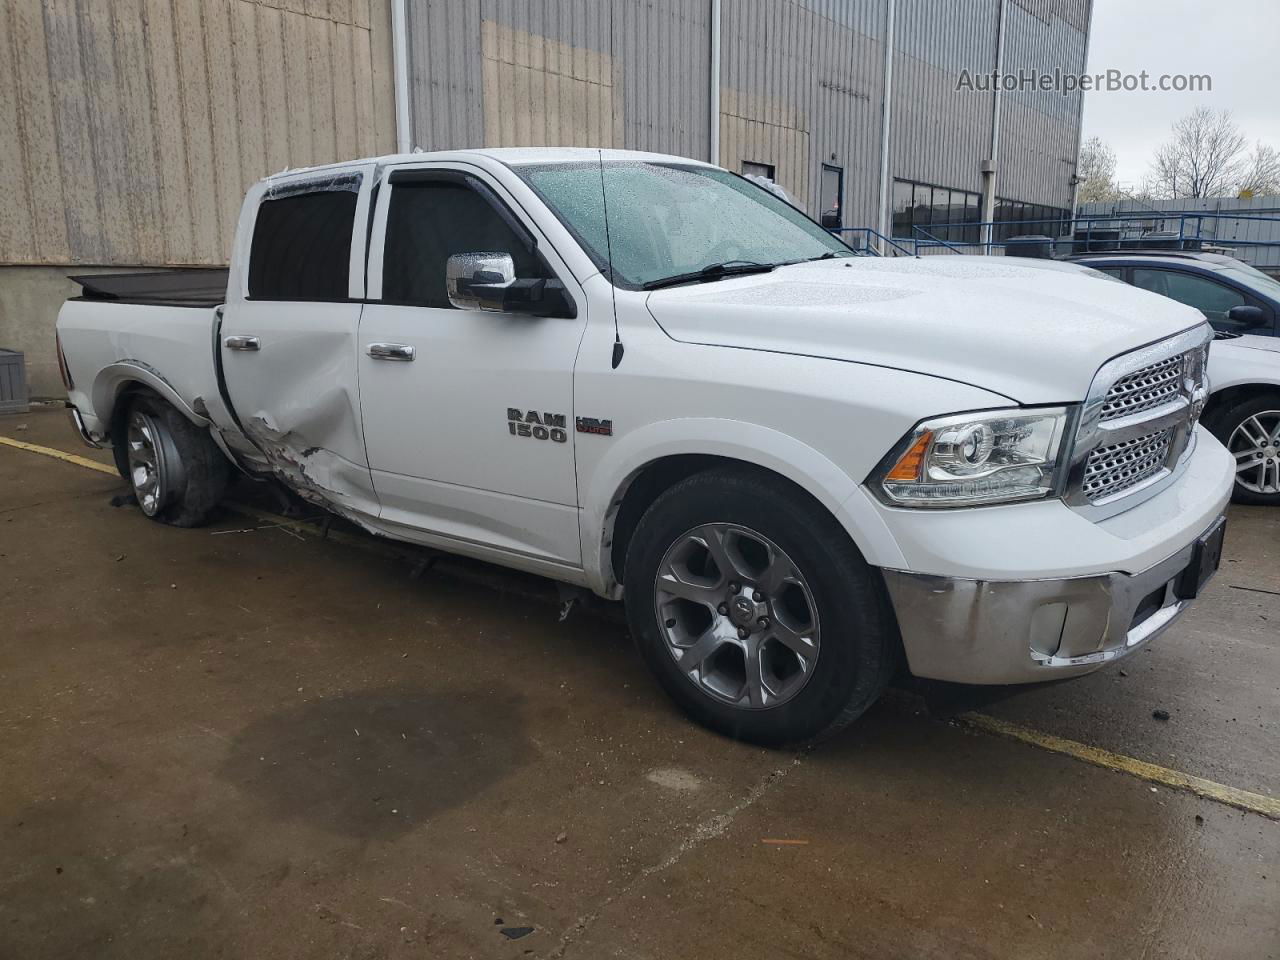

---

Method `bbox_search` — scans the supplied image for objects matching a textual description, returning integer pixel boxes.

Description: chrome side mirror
[446,252,516,312]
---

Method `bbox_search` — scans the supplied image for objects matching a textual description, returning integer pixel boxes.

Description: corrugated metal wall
[718,0,886,227]
[891,0,1087,210]
[405,0,711,158]
[997,0,1089,208]
[403,0,1086,228]
[0,0,397,267]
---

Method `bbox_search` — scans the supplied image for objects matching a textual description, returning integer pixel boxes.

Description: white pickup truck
[56,148,1235,744]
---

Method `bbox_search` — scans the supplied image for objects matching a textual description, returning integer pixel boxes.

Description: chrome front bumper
[882,516,1225,685]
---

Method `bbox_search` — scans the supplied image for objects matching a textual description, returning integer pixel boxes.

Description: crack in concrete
[546,754,806,959]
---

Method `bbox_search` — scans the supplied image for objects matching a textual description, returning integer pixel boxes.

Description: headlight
[872,407,1073,507]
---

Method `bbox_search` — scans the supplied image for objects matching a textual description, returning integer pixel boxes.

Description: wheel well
[606,454,843,590]
[107,383,161,476]
[1204,383,1280,431]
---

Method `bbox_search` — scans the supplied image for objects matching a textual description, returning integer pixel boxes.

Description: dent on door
[235,331,376,523]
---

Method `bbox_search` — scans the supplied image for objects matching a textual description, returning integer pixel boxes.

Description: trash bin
[0,349,29,415]
[1005,234,1055,259]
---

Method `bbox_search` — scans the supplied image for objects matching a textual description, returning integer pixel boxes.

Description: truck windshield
[514,160,851,289]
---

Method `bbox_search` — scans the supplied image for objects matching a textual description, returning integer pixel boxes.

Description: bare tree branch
[1237,142,1280,198]
[1077,136,1122,203]
[1146,107,1247,199]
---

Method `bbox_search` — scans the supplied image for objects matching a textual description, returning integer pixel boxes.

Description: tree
[1237,142,1280,198]
[1146,107,1247,199]
[1076,136,1121,203]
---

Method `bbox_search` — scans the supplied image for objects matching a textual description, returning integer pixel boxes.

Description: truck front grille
[1069,327,1211,511]
[1100,354,1182,422]
[1081,428,1174,502]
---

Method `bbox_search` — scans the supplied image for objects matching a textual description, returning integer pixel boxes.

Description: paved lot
[2,406,1277,959]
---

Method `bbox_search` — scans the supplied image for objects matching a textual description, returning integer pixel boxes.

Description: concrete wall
[0,0,397,402]
[0,0,397,268]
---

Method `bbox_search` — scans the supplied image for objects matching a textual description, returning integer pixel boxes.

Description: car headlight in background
[872,407,1073,507]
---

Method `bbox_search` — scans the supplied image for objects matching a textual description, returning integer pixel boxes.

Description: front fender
[578,416,909,595]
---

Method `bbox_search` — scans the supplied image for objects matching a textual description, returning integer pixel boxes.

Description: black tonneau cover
[71,269,230,307]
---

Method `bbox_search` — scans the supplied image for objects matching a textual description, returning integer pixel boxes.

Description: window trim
[239,165,376,303]
[365,161,575,312]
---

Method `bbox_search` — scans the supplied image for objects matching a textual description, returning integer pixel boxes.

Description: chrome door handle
[367,342,415,361]
[224,335,260,351]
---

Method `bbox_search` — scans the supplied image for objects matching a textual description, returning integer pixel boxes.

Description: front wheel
[121,395,230,527]
[623,467,898,745]
[1209,393,1280,505]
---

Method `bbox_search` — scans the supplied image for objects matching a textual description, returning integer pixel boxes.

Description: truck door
[219,165,381,523]
[357,163,588,571]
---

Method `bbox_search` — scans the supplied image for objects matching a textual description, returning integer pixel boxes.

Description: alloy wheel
[1229,410,1280,495]
[126,411,169,516]
[654,523,820,710]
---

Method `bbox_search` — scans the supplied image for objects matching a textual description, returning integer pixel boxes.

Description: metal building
[1,0,1090,397]
[399,0,1091,247]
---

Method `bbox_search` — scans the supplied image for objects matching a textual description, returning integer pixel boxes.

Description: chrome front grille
[1068,326,1212,513]
[1100,355,1182,422]
[1082,428,1174,502]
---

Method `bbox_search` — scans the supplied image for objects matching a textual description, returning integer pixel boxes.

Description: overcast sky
[1083,0,1280,189]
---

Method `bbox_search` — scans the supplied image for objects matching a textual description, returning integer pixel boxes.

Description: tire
[1207,392,1280,506]
[121,394,231,527]
[623,466,899,746]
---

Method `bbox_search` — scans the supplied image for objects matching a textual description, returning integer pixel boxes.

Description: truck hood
[644,257,1207,404]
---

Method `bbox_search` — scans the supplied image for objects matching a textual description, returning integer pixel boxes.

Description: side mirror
[1226,304,1267,330]
[446,252,516,312]
[445,252,576,318]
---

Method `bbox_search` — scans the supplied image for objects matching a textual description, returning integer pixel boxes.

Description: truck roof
[259,147,716,183]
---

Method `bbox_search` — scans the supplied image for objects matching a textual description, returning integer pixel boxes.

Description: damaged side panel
[219,306,381,528]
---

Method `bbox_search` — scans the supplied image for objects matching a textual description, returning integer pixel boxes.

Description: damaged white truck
[57,148,1234,744]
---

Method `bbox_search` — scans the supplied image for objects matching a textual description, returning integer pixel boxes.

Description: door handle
[367,342,416,361]
[224,335,260,351]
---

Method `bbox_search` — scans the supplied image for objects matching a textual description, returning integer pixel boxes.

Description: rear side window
[248,189,358,300]
[382,179,545,308]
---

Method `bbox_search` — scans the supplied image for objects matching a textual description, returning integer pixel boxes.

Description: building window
[891,178,981,244]
[248,187,359,300]
[820,165,843,228]
[995,198,1070,242]
[741,161,776,181]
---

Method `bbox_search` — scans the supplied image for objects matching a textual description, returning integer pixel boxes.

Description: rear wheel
[1209,393,1280,505]
[623,466,898,745]
[122,395,230,527]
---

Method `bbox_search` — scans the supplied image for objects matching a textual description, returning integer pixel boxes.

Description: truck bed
[71,269,230,308]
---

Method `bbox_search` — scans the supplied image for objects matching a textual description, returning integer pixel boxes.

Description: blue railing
[834,210,1280,259]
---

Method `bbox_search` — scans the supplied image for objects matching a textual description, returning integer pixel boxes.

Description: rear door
[357,162,588,571]
[220,166,380,520]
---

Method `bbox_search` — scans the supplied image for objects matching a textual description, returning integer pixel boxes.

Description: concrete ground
[1,406,1276,960]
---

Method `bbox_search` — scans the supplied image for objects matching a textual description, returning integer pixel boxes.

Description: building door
[820,165,843,229]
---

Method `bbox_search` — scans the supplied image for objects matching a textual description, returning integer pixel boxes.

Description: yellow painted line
[7,431,1280,820]
[962,712,1280,821]
[0,435,118,475]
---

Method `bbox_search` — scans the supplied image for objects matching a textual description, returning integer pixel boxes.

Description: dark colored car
[1068,250,1280,338]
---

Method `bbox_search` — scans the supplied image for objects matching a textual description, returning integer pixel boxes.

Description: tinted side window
[382,180,545,308]
[1133,268,1246,323]
[248,189,358,300]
